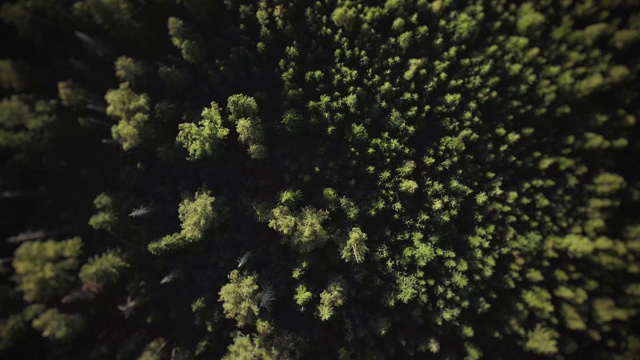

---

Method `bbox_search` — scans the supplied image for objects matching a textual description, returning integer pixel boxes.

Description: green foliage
[317,278,346,321]
[562,303,586,330]
[2,0,640,358]
[268,206,330,253]
[576,73,605,97]
[396,274,419,304]
[593,298,632,323]
[0,59,25,91]
[0,1,47,39]
[404,58,425,81]
[168,17,205,64]
[57,80,86,109]
[228,94,267,159]
[593,172,626,195]
[294,284,313,306]
[524,324,559,355]
[549,234,595,258]
[341,227,368,263]
[78,249,128,285]
[522,287,554,319]
[475,192,488,205]
[73,0,146,41]
[279,189,302,206]
[517,3,545,34]
[106,82,151,150]
[609,65,631,83]
[148,190,227,254]
[176,102,229,160]
[88,211,118,232]
[0,95,55,152]
[178,190,224,240]
[138,338,166,360]
[89,193,118,231]
[612,29,639,49]
[219,270,260,327]
[227,95,258,122]
[223,333,279,360]
[31,309,84,342]
[450,11,478,41]
[0,313,28,350]
[399,179,418,193]
[247,143,268,160]
[115,56,147,86]
[331,5,358,31]
[12,238,83,303]
[282,109,303,131]
[148,233,188,256]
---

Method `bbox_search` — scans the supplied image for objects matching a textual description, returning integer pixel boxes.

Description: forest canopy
[0,0,639,359]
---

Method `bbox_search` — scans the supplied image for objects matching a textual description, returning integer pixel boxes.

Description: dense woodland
[1,0,639,358]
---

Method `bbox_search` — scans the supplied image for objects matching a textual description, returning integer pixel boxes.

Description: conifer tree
[12,238,83,303]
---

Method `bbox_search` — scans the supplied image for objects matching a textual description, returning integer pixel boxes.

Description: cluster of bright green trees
[1,0,639,358]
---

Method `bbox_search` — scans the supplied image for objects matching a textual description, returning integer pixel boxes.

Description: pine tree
[176,102,229,160]
[148,190,227,254]
[79,249,129,285]
[341,227,368,263]
[219,270,260,328]
[31,309,84,342]
[524,324,559,355]
[88,193,119,232]
[12,238,83,303]
[105,83,151,151]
